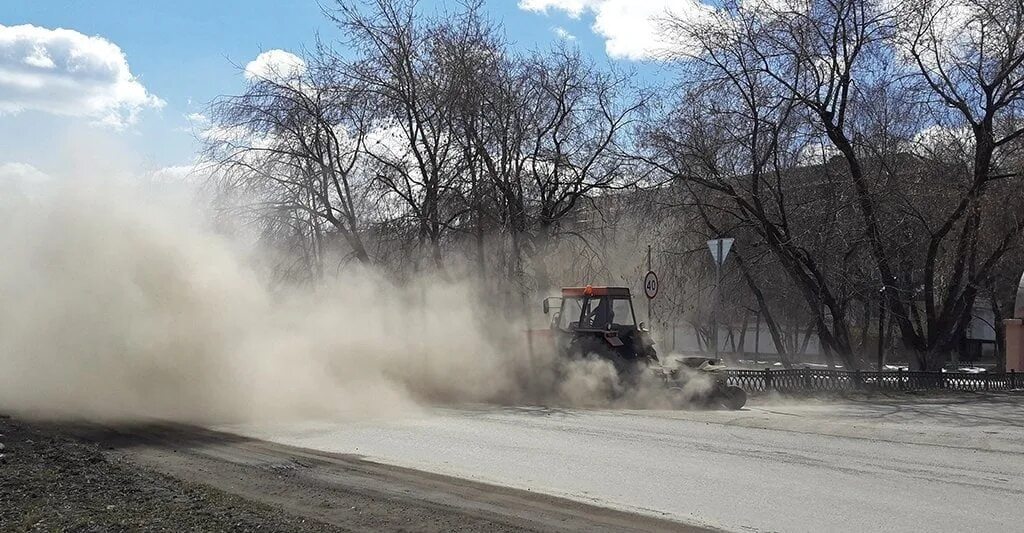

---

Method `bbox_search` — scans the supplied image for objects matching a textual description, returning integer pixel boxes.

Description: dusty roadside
[0,414,338,532]
[0,414,701,532]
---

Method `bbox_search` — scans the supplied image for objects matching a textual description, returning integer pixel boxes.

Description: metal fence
[726,368,1024,394]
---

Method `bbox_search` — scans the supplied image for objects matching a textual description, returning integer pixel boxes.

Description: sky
[0,0,695,182]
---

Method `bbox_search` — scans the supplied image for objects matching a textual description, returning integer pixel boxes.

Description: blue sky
[0,0,677,179]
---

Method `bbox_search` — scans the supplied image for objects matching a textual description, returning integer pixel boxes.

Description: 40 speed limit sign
[643,270,659,299]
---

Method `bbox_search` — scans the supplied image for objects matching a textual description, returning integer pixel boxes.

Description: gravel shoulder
[0,414,702,532]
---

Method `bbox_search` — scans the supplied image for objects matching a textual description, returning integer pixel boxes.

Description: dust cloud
[0,175,699,423]
[0,178,518,422]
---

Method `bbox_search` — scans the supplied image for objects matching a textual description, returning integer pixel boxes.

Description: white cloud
[891,0,989,72]
[797,142,840,166]
[365,122,414,163]
[199,123,259,146]
[147,164,206,186]
[180,112,211,133]
[185,112,209,125]
[0,162,52,199]
[742,0,811,14]
[912,124,974,155]
[520,0,594,18]
[0,24,164,128]
[150,164,196,180]
[0,161,50,184]
[244,49,307,83]
[519,0,713,59]
[553,26,577,40]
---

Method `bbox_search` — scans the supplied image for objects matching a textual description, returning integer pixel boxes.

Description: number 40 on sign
[644,270,658,299]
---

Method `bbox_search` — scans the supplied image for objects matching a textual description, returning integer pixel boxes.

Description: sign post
[707,238,734,359]
[644,245,658,327]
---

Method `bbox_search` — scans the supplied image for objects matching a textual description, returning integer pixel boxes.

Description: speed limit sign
[643,270,658,299]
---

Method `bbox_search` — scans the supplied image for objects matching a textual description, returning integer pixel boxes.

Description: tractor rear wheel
[568,336,648,390]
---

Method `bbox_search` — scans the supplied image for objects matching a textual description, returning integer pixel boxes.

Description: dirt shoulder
[0,414,702,532]
[0,414,336,532]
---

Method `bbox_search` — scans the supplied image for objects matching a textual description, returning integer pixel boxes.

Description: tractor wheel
[719,386,747,410]
[568,337,610,361]
[568,337,647,391]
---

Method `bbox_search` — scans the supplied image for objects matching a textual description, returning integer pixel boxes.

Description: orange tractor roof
[561,286,631,297]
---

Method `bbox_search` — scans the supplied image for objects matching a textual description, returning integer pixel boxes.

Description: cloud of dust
[0,174,705,423]
[0,177,541,423]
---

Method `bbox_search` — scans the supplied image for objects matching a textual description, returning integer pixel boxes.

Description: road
[218,394,1024,532]
[89,422,693,532]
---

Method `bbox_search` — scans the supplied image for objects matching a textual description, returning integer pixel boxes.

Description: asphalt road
[219,394,1024,533]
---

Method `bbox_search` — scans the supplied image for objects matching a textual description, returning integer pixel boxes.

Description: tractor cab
[546,286,637,333]
[542,286,655,365]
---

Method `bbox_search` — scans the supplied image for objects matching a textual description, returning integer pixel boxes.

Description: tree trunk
[734,251,792,367]
[736,311,749,354]
[858,300,871,358]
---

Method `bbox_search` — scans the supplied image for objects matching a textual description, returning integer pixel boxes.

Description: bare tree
[655,0,1024,369]
[899,0,1024,367]
[330,0,475,272]
[205,48,374,277]
[452,43,648,290]
[649,2,876,368]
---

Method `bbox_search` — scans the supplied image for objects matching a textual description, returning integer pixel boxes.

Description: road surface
[219,394,1024,532]
[88,422,693,532]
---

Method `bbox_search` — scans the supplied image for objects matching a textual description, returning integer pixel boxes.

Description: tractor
[541,285,746,410]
